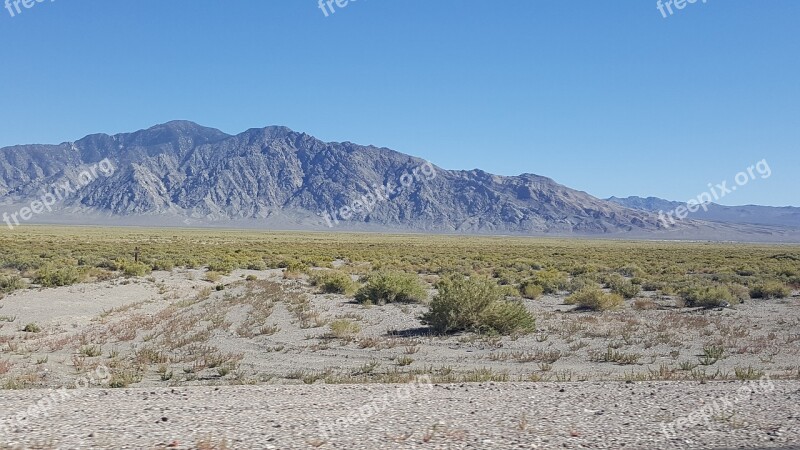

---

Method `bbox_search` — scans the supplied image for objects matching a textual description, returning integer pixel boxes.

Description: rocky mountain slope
[0,121,667,234]
[0,121,796,239]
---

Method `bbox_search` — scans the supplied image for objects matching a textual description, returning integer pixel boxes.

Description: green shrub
[726,283,750,303]
[679,285,734,308]
[246,260,267,271]
[602,273,640,299]
[498,284,521,298]
[207,259,237,275]
[0,274,26,293]
[150,260,175,271]
[568,274,599,293]
[421,275,535,335]
[749,281,791,299]
[531,269,568,294]
[355,271,427,305]
[519,281,543,299]
[22,323,41,333]
[492,268,519,286]
[617,264,645,278]
[566,287,624,311]
[120,261,151,277]
[310,270,357,295]
[640,279,664,292]
[328,319,361,339]
[34,265,80,287]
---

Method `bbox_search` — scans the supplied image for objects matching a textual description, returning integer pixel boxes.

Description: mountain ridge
[608,196,800,229]
[0,121,797,241]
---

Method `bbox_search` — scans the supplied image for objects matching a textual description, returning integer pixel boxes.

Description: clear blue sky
[1,1,798,206]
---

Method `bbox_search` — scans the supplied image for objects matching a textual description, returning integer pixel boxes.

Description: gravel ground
[1,381,798,449]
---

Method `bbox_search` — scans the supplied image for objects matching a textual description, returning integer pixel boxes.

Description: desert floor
[1,268,799,449]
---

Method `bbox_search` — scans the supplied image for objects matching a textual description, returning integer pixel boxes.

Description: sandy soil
[1,269,799,449]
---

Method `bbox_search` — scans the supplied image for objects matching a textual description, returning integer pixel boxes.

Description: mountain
[0,121,797,241]
[608,196,800,229]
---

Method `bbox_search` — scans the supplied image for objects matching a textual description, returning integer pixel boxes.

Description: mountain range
[607,196,800,229]
[0,121,797,241]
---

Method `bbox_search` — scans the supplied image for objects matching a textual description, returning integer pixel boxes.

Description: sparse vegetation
[310,270,357,295]
[602,273,640,299]
[22,322,41,333]
[0,228,797,390]
[355,271,427,305]
[519,281,543,299]
[750,281,791,299]
[680,285,735,308]
[422,274,535,335]
[566,287,624,311]
[328,319,361,339]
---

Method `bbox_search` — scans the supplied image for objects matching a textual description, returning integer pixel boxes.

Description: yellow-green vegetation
[519,281,544,299]
[0,273,25,293]
[0,226,796,307]
[422,274,536,335]
[601,273,640,299]
[328,319,361,339]
[679,284,737,308]
[750,281,791,299]
[566,287,625,311]
[354,271,427,305]
[309,270,357,295]
[530,269,569,294]
[22,323,41,333]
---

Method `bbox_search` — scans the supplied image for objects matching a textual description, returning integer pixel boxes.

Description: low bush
[22,323,41,333]
[640,279,664,292]
[679,284,735,308]
[150,260,175,271]
[602,273,640,299]
[355,271,427,305]
[0,274,26,293]
[328,319,361,339]
[421,275,535,335]
[207,259,238,275]
[617,264,645,278]
[245,260,267,271]
[566,287,624,311]
[204,271,222,282]
[120,261,151,277]
[726,283,751,303]
[568,274,599,293]
[531,269,568,294]
[309,270,357,295]
[519,281,543,299]
[750,281,791,299]
[34,265,80,287]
